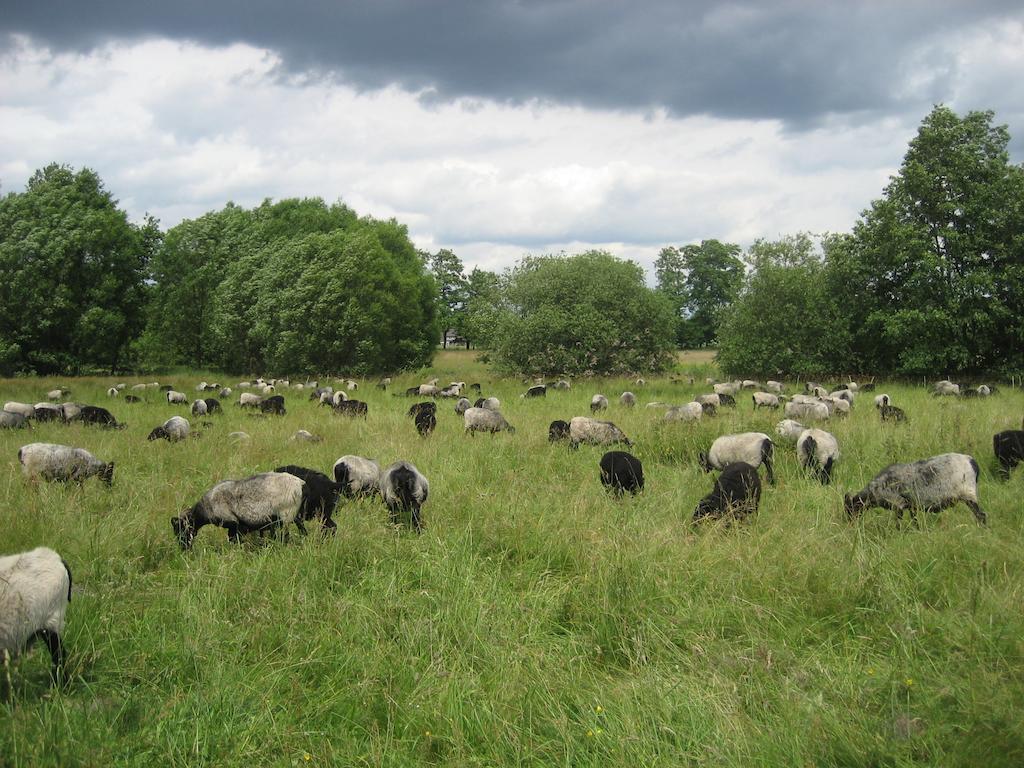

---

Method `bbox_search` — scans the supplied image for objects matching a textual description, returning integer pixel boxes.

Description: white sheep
[166,390,187,405]
[59,402,81,422]
[418,384,439,397]
[698,432,775,485]
[568,416,631,448]
[106,387,119,398]
[774,419,806,443]
[752,392,780,409]
[933,380,960,397]
[796,428,840,484]
[290,430,322,443]
[590,394,609,413]
[46,389,65,402]
[19,443,114,485]
[346,379,359,391]
[331,391,349,406]
[784,400,830,421]
[454,397,472,415]
[191,399,208,417]
[0,546,72,688]
[333,455,381,497]
[696,393,721,407]
[766,380,783,394]
[873,393,891,408]
[665,402,703,422]
[239,392,262,408]
[130,383,147,392]
[148,416,190,442]
[380,461,429,533]
[480,397,501,411]
[172,472,307,549]
[741,380,760,390]
[713,381,740,396]
[4,402,35,420]
[619,391,636,407]
[464,407,516,435]
[830,388,856,403]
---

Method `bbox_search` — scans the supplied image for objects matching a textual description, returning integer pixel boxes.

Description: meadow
[1,350,1023,767]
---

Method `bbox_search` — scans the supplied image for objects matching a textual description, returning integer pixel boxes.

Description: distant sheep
[408,401,436,419]
[334,400,368,418]
[568,416,631,449]
[590,394,609,413]
[714,381,740,396]
[72,405,121,429]
[380,461,429,533]
[874,394,891,408]
[933,380,960,396]
[993,430,1024,479]
[147,415,190,442]
[274,465,340,534]
[418,384,440,397]
[752,392,780,410]
[718,393,737,408]
[548,420,571,442]
[765,380,783,394]
[415,409,436,437]
[698,432,775,485]
[33,403,63,422]
[774,419,805,443]
[259,395,286,415]
[239,393,262,409]
[19,443,114,485]
[290,430,322,443]
[480,397,501,411]
[46,389,68,402]
[454,397,472,415]
[665,402,703,422]
[879,405,906,422]
[464,407,515,435]
[830,389,856,403]
[166,390,188,405]
[332,456,381,497]
[552,380,571,390]
[106,387,118,398]
[784,400,830,422]
[741,380,760,390]
[0,411,30,429]
[524,385,546,398]
[599,451,644,496]
[844,453,985,524]
[172,471,309,549]
[693,462,762,523]
[191,399,208,417]
[203,398,222,414]
[0,546,72,686]
[219,387,232,399]
[619,391,636,407]
[796,428,840,484]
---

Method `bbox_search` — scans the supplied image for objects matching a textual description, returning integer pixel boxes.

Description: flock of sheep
[2,373,1022,697]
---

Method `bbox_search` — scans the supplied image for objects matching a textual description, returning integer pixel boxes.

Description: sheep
[796,428,840,484]
[219,387,232,399]
[568,416,631,449]
[692,462,762,523]
[334,400,368,418]
[524,385,546,398]
[933,380,960,396]
[440,385,462,398]
[377,377,392,390]
[333,456,381,497]
[590,394,609,413]
[976,385,992,397]
[380,461,429,533]
[844,453,985,524]
[665,402,703,422]
[696,393,720,408]
[879,404,906,422]
[172,471,309,549]
[18,443,114,485]
[714,381,740,396]
[191,399,208,417]
[698,432,775,485]
[765,380,783,394]
[239,392,262,409]
[408,401,436,419]
[290,430,323,443]
[718,393,737,408]
[165,390,188,405]
[147,415,190,442]
[645,402,671,409]
[46,389,67,402]
[752,392,780,410]
[481,397,501,411]
[71,405,121,429]
[464,407,515,435]
[261,385,276,396]
[784,400,830,422]
[552,380,571,390]
[415,409,436,436]
[331,390,349,406]
[346,379,359,391]
[259,395,286,415]
[741,380,760,390]
[130,383,147,392]
[33,403,63,422]
[0,547,72,689]
[454,397,472,415]
[619,391,636,407]
[823,397,851,417]
[4,402,35,420]
[874,394,891,408]
[993,430,1024,479]
[599,451,644,496]
[196,382,208,392]
[0,411,30,429]
[106,387,118,398]
[124,395,142,403]
[418,384,440,397]
[274,465,340,534]
[774,419,806,443]
[60,402,82,422]
[830,389,856,403]
[548,420,571,442]
[203,398,222,415]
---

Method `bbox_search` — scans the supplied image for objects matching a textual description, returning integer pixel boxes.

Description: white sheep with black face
[590,394,609,413]
[698,432,775,485]
[166,390,188,405]
[239,392,262,408]
[106,387,119,398]
[568,416,631,448]
[19,443,114,485]
[796,428,840,484]
[333,456,381,497]
[714,381,741,396]
[147,416,190,443]
[874,393,891,408]
[0,546,73,689]
[380,461,429,533]
[752,392,781,409]
[775,419,806,443]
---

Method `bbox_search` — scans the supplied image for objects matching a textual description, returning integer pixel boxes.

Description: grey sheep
[380,460,429,533]
[796,428,840,484]
[568,416,631,449]
[698,432,775,485]
[19,443,114,485]
[148,416,191,442]
[464,407,516,435]
[333,455,381,497]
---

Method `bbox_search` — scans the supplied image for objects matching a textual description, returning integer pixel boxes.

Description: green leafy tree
[429,248,468,347]
[459,267,505,349]
[654,246,687,346]
[493,251,676,375]
[0,164,156,375]
[680,239,744,347]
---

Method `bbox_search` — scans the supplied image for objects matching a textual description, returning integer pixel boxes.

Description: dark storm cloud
[3,1,1021,125]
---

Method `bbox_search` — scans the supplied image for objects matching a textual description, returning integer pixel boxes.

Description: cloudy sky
[2,1,1023,273]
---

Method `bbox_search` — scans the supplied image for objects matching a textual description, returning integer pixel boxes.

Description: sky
[1,1,1023,274]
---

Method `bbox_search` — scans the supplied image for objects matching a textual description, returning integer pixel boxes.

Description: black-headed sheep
[333,456,381,497]
[274,465,340,534]
[239,392,262,409]
[797,428,840,484]
[590,394,609,413]
[599,451,644,495]
[698,432,775,485]
[259,395,286,415]
[464,407,515,435]
[408,401,436,419]
[568,416,631,449]
[548,420,571,442]
[693,462,762,523]
[19,443,114,485]
[415,409,436,436]
[166,390,187,405]
[993,430,1024,479]
[844,453,985,524]
[524,385,546,398]
[147,415,190,442]
[380,461,429,533]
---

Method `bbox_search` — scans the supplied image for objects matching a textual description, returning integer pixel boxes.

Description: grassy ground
[1,355,1022,766]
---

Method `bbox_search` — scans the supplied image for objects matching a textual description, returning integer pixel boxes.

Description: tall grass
[1,359,1022,766]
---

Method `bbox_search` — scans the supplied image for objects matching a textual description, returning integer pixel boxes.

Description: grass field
[2,353,1023,766]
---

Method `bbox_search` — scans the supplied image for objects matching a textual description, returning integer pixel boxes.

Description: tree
[679,239,743,347]
[429,248,468,347]
[654,246,687,346]
[459,267,505,349]
[0,164,156,375]
[492,251,676,375]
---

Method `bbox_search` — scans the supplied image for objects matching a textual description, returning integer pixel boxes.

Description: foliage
[0,164,158,375]
[656,240,743,348]
[458,267,505,349]
[429,248,468,346]
[492,251,676,374]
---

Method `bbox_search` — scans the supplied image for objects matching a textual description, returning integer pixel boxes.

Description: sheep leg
[225,523,241,544]
[411,504,423,534]
[2,648,10,702]
[966,500,987,525]
[42,631,66,687]
[321,517,338,536]
[294,518,308,536]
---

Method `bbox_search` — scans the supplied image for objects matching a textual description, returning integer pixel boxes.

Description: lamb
[796,428,840,484]
[0,547,72,689]
[71,405,121,429]
[380,461,429,533]
[993,430,1024,479]
[879,404,907,422]
[415,409,436,436]
[665,402,703,422]
[548,420,571,442]
[239,392,262,408]
[172,471,309,549]
[334,399,368,418]
[0,411,30,429]
[18,443,114,485]
[568,416,631,449]
[454,397,472,415]
[844,453,985,524]
[774,419,806,443]
[692,462,762,522]
[166,390,188,405]
[599,451,644,496]
[333,456,381,497]
[752,392,780,409]
[590,394,609,413]
[274,465,340,534]
[698,432,775,485]
[408,401,436,419]
[784,400,830,421]
[259,395,286,415]
[4,402,35,420]
[191,399,208,417]
[147,416,190,442]
[464,407,515,435]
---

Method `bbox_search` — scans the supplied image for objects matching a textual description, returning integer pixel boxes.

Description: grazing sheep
[408,401,436,419]
[440,385,462,398]
[552,380,571,390]
[599,451,644,496]
[259,395,286,415]
[106,387,118,398]
[698,432,775,485]
[72,405,121,429]
[619,391,636,407]
[59,402,82,422]
[568,416,631,449]
[844,453,985,524]
[830,389,856,403]
[714,381,740,396]
[752,392,780,410]
[334,400,368,418]
[784,400,830,422]
[993,430,1024,479]
[696,393,720,408]
[377,377,392,390]
[345,380,358,391]
[548,420,571,442]
[693,462,762,523]
[46,389,67,402]
[130,383,147,392]
[741,380,760,390]
[202,398,222,414]
[933,380,960,396]
[665,402,703,422]
[718,393,737,408]
[879,404,906,422]
[590,394,609,413]
[0,547,72,689]
[796,428,840,484]
[645,402,671,409]
[873,394,891,408]
[239,393,262,408]
[147,415,190,442]
[18,443,114,485]
[290,430,322,443]
[333,456,381,497]
[415,409,436,437]
[480,397,501,411]
[196,382,208,392]
[172,472,309,549]
[464,407,515,435]
[331,390,349,406]
[380,461,429,533]
[4,402,35,420]
[34,404,63,422]
[0,412,30,429]
[219,387,232,399]
[524,385,546,398]
[124,395,142,403]
[774,419,806,443]
[166,390,188,405]
[766,380,783,394]
[454,397,472,415]
[261,385,276,395]
[191,399,208,417]
[823,397,851,417]
[274,465,339,534]
[976,385,992,397]
[418,384,440,397]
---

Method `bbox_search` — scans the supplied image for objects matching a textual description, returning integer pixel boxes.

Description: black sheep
[203,398,223,414]
[407,401,436,419]
[599,451,644,495]
[524,385,546,398]
[879,404,906,422]
[274,465,340,534]
[414,409,436,436]
[548,420,570,442]
[718,393,737,408]
[993,430,1024,479]
[74,405,122,429]
[259,395,286,415]
[693,462,762,523]
[334,400,368,418]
